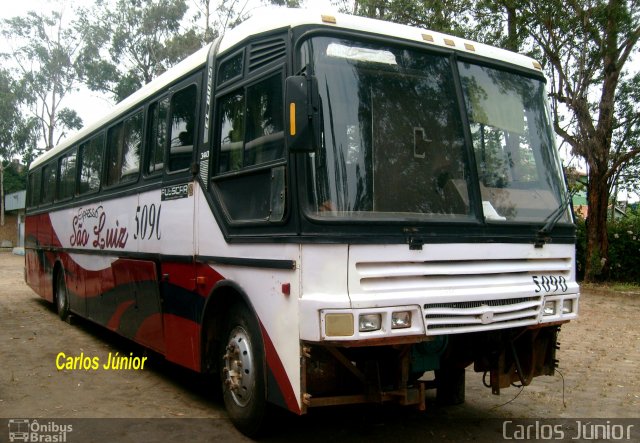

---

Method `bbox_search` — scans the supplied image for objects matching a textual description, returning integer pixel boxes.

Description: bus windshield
[302,36,570,224]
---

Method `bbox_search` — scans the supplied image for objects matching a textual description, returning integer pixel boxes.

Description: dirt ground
[1,251,639,442]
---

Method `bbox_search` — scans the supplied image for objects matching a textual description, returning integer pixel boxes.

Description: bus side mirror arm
[285,75,320,153]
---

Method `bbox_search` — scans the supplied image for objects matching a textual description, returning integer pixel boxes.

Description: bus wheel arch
[200,282,269,437]
[53,260,69,320]
[201,282,252,375]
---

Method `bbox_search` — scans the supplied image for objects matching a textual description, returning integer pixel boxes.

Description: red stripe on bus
[135,313,165,354]
[163,314,201,372]
[106,300,135,331]
[260,323,301,414]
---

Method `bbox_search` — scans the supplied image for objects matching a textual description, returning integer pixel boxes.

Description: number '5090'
[532,275,568,293]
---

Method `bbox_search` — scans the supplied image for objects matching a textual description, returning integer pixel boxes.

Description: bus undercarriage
[301,324,560,411]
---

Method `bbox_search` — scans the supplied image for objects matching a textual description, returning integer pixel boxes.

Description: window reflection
[305,37,471,219]
[169,85,197,171]
[79,134,103,194]
[459,63,568,222]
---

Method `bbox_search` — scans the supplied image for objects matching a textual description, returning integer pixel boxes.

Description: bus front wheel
[219,303,268,437]
[55,268,70,321]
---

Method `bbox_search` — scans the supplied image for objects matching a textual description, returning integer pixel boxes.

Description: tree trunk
[505,3,518,51]
[584,167,610,281]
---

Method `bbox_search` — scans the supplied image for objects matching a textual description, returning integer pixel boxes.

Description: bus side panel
[160,261,204,372]
[111,259,165,353]
[39,213,57,302]
[195,186,302,414]
[61,253,86,317]
[79,255,117,323]
[24,214,41,295]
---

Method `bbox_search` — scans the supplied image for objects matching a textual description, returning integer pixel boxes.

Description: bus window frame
[164,74,202,176]
[211,62,288,226]
[77,131,106,197]
[40,162,57,207]
[144,94,170,178]
[104,108,145,190]
[217,48,245,89]
[27,168,42,209]
[56,147,78,202]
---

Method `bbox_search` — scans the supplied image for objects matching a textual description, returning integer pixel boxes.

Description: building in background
[2,190,25,249]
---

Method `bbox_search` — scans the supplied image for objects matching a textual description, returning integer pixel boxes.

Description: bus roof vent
[249,38,286,72]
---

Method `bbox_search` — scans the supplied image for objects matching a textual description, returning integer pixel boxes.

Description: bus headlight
[391,311,411,329]
[562,299,573,314]
[325,313,354,337]
[359,314,381,332]
[543,300,556,316]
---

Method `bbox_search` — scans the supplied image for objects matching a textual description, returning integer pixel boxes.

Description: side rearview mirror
[285,75,320,153]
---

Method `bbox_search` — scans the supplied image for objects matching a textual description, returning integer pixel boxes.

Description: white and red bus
[25,9,579,436]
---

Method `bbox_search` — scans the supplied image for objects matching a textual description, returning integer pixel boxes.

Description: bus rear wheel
[219,304,268,437]
[55,268,70,321]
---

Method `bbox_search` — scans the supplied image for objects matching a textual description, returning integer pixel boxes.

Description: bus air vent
[249,38,286,72]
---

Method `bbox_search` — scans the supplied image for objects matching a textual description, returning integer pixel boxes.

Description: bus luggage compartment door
[107,259,165,353]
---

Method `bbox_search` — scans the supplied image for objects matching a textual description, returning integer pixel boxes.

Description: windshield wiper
[536,191,574,246]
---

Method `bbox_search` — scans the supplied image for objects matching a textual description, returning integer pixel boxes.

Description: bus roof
[31,7,543,170]
[217,7,542,72]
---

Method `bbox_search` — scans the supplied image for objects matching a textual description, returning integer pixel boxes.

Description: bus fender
[200,280,258,373]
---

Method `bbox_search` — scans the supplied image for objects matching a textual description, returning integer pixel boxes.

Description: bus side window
[168,85,197,172]
[79,134,104,194]
[146,97,169,175]
[41,163,56,205]
[106,111,143,186]
[58,149,77,200]
[218,91,245,173]
[28,169,41,207]
[244,73,284,167]
[213,71,286,223]
[217,73,284,173]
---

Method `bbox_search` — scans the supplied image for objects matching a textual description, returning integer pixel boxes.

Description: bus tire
[55,268,70,321]
[219,303,268,437]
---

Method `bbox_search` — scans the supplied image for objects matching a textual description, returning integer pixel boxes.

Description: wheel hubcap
[223,326,254,407]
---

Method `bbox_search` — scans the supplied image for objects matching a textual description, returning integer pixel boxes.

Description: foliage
[0,69,31,225]
[613,70,640,197]
[0,70,23,161]
[1,162,27,195]
[349,0,640,283]
[77,0,202,102]
[1,9,84,152]
[576,211,640,283]
[523,0,640,282]
[350,0,474,37]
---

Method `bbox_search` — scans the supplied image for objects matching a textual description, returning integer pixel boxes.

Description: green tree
[0,70,33,226]
[1,9,84,152]
[471,0,529,52]
[523,0,640,281]
[0,70,21,226]
[266,0,302,7]
[2,162,27,196]
[610,71,640,210]
[351,0,473,37]
[349,0,640,282]
[78,0,203,102]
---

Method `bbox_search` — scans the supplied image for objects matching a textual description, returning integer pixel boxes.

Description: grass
[580,281,640,295]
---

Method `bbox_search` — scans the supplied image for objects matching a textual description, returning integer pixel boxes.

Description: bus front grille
[423,295,542,334]
[352,257,573,334]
